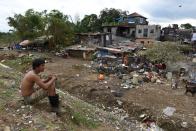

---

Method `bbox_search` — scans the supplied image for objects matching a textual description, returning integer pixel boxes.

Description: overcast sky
[0,0,196,32]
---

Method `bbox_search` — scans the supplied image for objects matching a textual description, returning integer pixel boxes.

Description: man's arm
[42,76,52,83]
[33,75,56,90]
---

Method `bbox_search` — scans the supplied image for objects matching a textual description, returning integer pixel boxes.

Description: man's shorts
[23,88,48,104]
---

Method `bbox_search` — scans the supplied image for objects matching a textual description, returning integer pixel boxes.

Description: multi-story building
[103,12,161,45]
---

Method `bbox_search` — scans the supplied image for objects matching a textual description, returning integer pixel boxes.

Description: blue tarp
[15,43,22,49]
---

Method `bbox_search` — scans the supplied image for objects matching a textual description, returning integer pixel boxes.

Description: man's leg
[48,82,61,115]
[23,89,48,105]
[48,82,56,96]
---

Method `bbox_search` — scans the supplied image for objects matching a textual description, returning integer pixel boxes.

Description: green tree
[7,9,45,40]
[0,32,19,46]
[46,10,74,48]
[77,14,101,33]
[99,8,128,24]
[180,23,193,29]
[7,9,74,49]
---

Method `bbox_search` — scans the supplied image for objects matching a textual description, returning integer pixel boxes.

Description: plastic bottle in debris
[166,72,173,80]
[132,74,139,85]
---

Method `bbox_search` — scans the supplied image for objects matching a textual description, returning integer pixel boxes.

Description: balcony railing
[102,22,135,27]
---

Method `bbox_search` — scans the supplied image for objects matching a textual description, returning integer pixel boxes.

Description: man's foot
[48,94,66,116]
[51,106,66,116]
[52,108,60,115]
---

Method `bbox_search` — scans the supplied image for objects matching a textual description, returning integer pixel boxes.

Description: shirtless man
[21,58,60,113]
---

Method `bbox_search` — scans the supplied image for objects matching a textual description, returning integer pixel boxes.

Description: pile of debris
[89,45,196,94]
[92,48,163,82]
[14,37,194,97]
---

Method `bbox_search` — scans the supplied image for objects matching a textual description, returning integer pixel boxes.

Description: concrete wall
[129,28,136,34]
[135,38,154,46]
[135,25,161,40]
[103,27,118,35]
[111,27,118,34]
[103,27,108,33]
[103,25,161,45]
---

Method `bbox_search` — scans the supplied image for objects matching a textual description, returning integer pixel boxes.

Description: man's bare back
[21,70,38,96]
[21,70,42,96]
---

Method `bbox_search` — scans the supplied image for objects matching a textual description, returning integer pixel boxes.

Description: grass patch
[0,104,5,112]
[139,42,186,63]
[0,69,22,87]
[68,101,99,128]
[107,113,117,122]
[1,90,13,98]
[0,82,17,100]
[3,56,32,72]
[0,67,22,109]
[0,80,4,85]
[1,51,52,72]
[19,129,29,131]
[72,112,99,128]
[72,64,84,70]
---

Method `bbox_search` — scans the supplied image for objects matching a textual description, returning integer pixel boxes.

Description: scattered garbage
[192,58,196,63]
[4,126,10,131]
[139,114,152,123]
[171,78,178,89]
[156,79,162,84]
[139,114,163,131]
[116,100,123,106]
[1,38,195,130]
[111,90,123,97]
[140,122,163,131]
[115,126,120,130]
[132,74,139,85]
[55,50,69,58]
[166,72,173,80]
[181,121,188,128]
[163,107,176,117]
[76,74,80,77]
[98,73,105,80]
[21,106,25,109]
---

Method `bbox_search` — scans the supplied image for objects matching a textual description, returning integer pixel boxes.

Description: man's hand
[48,74,57,79]
[42,74,54,83]
[46,74,57,82]
[48,74,53,79]
[52,75,57,80]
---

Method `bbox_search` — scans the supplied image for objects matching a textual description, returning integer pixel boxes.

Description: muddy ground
[0,51,195,131]
[45,56,196,131]
[0,51,120,131]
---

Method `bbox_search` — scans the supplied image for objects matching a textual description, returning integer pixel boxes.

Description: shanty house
[75,32,112,47]
[102,12,161,45]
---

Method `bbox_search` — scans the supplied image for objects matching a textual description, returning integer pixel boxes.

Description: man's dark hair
[32,58,45,70]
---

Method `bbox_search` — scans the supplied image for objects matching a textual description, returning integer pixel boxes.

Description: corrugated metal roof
[128,12,147,19]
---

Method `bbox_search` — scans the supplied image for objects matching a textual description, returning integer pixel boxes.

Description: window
[127,29,130,34]
[140,18,144,24]
[107,28,111,32]
[143,29,148,37]
[150,29,154,33]
[138,29,142,33]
